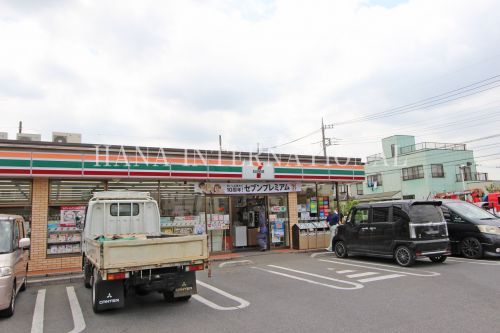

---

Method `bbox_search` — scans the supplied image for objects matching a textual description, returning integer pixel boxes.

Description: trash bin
[292,223,309,250]
[305,223,317,249]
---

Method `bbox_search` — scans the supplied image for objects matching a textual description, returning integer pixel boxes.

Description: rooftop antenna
[18,121,22,134]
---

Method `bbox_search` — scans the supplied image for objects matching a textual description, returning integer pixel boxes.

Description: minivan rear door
[409,203,448,240]
[369,205,393,255]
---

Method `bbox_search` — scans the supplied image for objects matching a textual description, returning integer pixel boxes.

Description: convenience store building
[0,140,364,275]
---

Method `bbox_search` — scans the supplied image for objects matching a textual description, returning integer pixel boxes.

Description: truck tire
[83,258,92,289]
[91,268,102,313]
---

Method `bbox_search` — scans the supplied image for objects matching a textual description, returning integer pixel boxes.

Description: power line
[336,75,500,125]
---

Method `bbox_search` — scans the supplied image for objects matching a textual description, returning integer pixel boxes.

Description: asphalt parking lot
[2,252,500,333]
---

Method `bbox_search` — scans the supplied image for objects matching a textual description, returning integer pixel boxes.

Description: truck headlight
[477,225,500,235]
[0,267,12,277]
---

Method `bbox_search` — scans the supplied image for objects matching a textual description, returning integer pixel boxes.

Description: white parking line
[336,270,355,274]
[346,272,378,278]
[357,274,405,283]
[218,260,254,268]
[258,265,364,290]
[31,289,46,333]
[66,287,86,333]
[446,258,500,266]
[192,280,250,311]
[319,259,441,277]
[310,252,332,258]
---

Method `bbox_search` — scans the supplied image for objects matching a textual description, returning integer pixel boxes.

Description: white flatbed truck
[82,191,209,313]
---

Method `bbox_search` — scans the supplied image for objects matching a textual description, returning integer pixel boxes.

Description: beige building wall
[29,178,81,273]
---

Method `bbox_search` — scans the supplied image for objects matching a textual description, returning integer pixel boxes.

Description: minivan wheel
[334,241,348,258]
[394,246,415,267]
[429,255,447,263]
[460,237,483,259]
[0,284,16,318]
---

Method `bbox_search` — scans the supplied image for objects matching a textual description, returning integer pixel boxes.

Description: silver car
[0,215,30,317]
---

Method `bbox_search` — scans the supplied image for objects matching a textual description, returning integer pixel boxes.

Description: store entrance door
[231,194,289,251]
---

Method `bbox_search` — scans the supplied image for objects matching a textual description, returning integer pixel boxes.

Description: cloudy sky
[1,0,499,177]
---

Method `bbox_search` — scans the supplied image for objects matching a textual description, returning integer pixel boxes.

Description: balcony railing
[456,172,488,182]
[399,142,466,155]
[366,153,384,163]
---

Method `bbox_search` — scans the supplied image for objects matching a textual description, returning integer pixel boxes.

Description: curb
[28,274,84,287]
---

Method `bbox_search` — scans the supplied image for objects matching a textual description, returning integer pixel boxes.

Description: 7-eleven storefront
[0,141,364,274]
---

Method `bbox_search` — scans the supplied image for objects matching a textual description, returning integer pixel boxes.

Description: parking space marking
[319,259,441,277]
[357,274,405,283]
[446,258,500,266]
[193,280,250,311]
[253,265,364,290]
[336,270,355,274]
[218,260,254,268]
[310,252,331,258]
[66,287,86,333]
[346,272,378,278]
[31,289,46,333]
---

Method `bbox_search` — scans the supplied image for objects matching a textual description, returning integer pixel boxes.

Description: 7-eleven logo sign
[243,162,274,180]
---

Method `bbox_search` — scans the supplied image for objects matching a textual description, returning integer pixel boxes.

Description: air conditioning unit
[0,132,8,140]
[16,133,41,141]
[52,132,82,144]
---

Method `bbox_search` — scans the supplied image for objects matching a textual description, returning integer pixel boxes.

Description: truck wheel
[177,296,191,302]
[163,291,175,302]
[394,245,415,267]
[91,268,102,313]
[84,259,92,289]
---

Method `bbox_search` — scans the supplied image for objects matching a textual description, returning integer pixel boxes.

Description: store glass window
[47,180,105,257]
[267,195,289,248]
[158,182,205,236]
[207,196,230,252]
[0,179,32,235]
[297,183,317,221]
[317,184,334,220]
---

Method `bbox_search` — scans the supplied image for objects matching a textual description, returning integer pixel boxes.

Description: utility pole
[321,118,340,213]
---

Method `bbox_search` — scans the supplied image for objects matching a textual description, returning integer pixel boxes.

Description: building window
[402,165,424,181]
[431,164,444,178]
[391,144,396,157]
[367,174,382,187]
[356,184,363,195]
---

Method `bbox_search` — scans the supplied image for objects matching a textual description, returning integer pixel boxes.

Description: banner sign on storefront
[60,206,86,228]
[195,182,301,195]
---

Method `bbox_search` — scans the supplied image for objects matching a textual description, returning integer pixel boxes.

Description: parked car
[333,200,450,267]
[0,215,30,318]
[440,200,500,259]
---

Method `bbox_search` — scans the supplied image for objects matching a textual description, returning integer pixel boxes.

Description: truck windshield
[409,204,443,223]
[446,202,496,220]
[0,221,13,253]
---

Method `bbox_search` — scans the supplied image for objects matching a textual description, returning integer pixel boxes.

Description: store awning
[355,191,402,203]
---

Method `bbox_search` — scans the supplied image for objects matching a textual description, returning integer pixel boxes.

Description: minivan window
[110,203,140,217]
[372,207,390,223]
[0,221,13,253]
[352,208,369,225]
[409,204,443,223]
[446,202,496,220]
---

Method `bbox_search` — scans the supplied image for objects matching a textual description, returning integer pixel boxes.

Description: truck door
[346,207,371,253]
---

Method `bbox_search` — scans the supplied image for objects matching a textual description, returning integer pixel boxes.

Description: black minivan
[333,200,450,267]
[440,200,500,259]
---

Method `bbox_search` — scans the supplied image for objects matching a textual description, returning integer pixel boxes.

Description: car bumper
[482,234,500,257]
[412,239,450,257]
[0,275,13,310]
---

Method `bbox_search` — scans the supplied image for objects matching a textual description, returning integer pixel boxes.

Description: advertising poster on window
[60,206,86,228]
[195,182,302,195]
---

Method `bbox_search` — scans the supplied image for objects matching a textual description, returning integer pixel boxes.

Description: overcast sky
[1,0,499,178]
